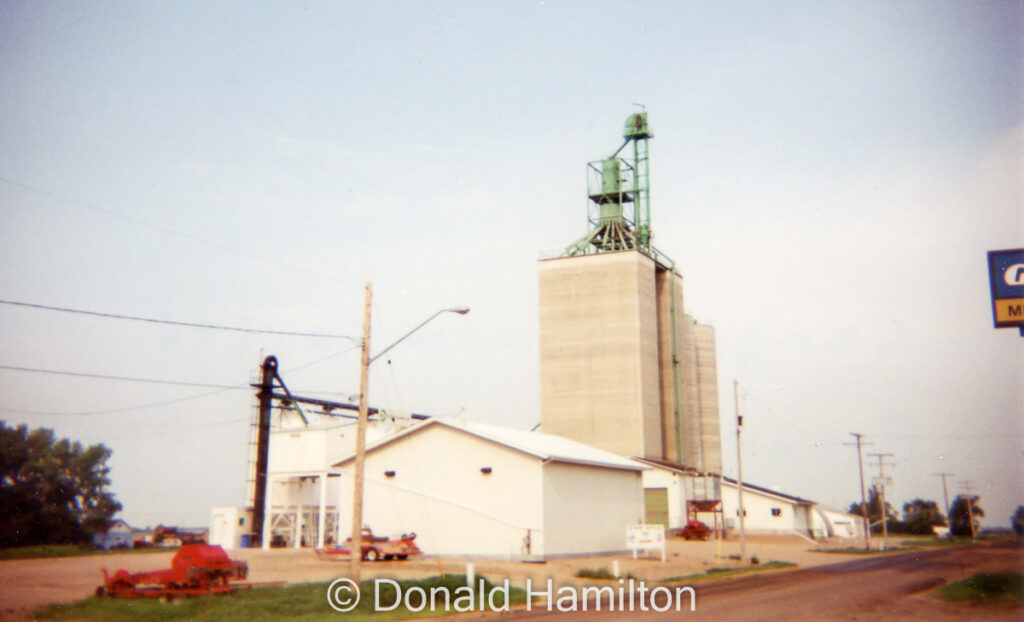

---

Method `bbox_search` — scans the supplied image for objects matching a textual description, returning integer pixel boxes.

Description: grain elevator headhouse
[538,112,722,475]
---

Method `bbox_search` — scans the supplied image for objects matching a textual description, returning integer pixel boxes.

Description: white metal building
[635,459,865,540]
[212,415,648,558]
[332,419,647,559]
[257,418,408,550]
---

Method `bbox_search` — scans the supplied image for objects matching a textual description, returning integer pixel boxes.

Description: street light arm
[349,294,468,583]
[368,307,469,365]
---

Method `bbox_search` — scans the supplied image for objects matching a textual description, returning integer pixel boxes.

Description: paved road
[468,542,1022,621]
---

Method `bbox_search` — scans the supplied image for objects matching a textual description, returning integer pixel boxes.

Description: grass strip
[34,575,529,622]
[937,572,1024,604]
[659,560,796,583]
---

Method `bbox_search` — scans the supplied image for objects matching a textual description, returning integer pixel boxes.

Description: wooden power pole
[349,283,373,582]
[847,433,872,551]
[868,452,894,551]
[734,380,746,562]
[959,481,978,539]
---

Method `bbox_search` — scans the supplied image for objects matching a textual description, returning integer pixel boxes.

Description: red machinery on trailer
[98,544,250,598]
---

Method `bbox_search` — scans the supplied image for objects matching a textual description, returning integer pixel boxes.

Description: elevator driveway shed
[333,418,647,559]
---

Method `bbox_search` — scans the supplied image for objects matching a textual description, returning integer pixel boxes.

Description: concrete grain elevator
[538,112,722,476]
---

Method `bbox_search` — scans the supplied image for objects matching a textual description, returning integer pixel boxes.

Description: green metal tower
[564,111,652,257]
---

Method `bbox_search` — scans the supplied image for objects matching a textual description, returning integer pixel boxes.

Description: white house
[332,418,647,559]
[92,518,136,550]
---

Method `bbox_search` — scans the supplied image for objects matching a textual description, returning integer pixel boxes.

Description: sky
[0,1,1021,530]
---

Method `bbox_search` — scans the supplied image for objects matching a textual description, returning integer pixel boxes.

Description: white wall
[543,461,644,556]
[209,506,252,549]
[269,420,404,476]
[269,476,340,508]
[720,482,806,535]
[336,424,544,559]
[640,467,687,528]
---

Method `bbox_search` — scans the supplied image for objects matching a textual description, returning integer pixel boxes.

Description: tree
[0,421,121,547]
[900,498,946,535]
[948,494,984,537]
[848,485,898,534]
[1012,506,1024,537]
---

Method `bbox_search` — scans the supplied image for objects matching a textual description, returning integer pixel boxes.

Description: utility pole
[846,433,872,551]
[959,481,977,539]
[345,292,468,581]
[251,355,277,548]
[734,380,746,562]
[868,452,894,551]
[349,283,373,583]
[933,472,954,528]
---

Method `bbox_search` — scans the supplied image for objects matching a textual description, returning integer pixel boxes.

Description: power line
[0,177,358,287]
[0,349,361,417]
[0,387,239,417]
[0,299,359,341]
[279,346,361,373]
[0,364,248,389]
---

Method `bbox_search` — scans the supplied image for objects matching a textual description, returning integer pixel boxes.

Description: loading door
[644,488,669,527]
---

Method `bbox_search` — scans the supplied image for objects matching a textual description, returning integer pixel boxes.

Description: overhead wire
[0,299,360,341]
[0,387,239,417]
[0,177,359,288]
[374,306,407,413]
[0,364,248,389]
[0,346,362,417]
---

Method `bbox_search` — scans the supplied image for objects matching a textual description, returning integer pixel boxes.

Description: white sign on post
[626,524,666,562]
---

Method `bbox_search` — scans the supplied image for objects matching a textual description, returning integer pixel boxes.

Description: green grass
[937,572,1024,604]
[810,546,911,555]
[34,575,529,622]
[0,544,173,561]
[660,560,796,583]
[899,537,975,549]
[574,567,639,581]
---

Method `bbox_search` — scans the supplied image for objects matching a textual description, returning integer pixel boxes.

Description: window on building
[771,508,782,517]
[239,517,245,526]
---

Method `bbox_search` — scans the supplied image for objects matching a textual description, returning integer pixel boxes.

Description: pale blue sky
[1,1,1021,528]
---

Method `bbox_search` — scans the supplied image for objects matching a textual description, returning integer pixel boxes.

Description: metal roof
[719,476,816,505]
[332,417,647,472]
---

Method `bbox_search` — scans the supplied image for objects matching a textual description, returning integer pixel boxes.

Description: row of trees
[0,421,121,547]
[847,486,985,537]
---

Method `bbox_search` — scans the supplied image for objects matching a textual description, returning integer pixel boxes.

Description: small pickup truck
[315,527,421,561]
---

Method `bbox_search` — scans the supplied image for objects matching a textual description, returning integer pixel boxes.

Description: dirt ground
[0,536,999,620]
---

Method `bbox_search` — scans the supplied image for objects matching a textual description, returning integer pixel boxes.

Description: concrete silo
[538,112,722,475]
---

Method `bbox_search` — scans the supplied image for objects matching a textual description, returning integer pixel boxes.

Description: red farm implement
[99,544,250,598]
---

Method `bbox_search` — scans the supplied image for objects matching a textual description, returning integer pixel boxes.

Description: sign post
[626,524,666,562]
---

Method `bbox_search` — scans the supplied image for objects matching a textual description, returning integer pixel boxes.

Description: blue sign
[988,248,1024,329]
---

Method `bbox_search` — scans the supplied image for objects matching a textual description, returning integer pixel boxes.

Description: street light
[349,284,468,582]
[369,306,470,365]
